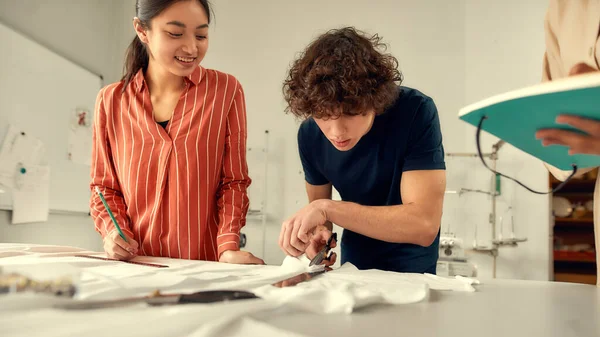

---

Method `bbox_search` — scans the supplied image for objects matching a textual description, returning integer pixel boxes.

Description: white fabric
[0,297,289,337]
[253,257,477,314]
[0,244,480,337]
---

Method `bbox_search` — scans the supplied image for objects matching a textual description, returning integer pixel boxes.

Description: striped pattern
[90,65,251,260]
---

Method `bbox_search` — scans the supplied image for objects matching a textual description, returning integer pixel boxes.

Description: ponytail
[122,36,149,91]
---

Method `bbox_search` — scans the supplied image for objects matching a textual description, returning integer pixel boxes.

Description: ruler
[74,255,168,268]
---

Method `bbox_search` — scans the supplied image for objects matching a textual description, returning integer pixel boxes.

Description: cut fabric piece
[330,263,479,292]
[252,256,479,314]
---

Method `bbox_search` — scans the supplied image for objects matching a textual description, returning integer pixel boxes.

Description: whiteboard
[0,21,102,214]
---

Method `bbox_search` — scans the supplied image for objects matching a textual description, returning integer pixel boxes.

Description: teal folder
[459,74,600,170]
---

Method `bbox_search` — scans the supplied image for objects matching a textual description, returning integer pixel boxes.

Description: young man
[278,27,446,274]
[535,0,599,285]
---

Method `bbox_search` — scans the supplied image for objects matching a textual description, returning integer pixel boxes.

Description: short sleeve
[402,98,446,172]
[298,122,330,185]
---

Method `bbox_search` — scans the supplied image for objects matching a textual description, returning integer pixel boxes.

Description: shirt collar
[133,65,204,93]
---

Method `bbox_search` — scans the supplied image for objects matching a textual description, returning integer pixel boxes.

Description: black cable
[476,116,577,195]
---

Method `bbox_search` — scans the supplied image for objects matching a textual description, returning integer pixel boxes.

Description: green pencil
[95,186,128,242]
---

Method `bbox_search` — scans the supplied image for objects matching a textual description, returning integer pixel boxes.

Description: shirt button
[590,47,594,56]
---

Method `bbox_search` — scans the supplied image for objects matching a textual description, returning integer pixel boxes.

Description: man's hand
[537,115,600,155]
[536,63,600,155]
[278,200,329,257]
[219,250,265,265]
[103,230,139,260]
[305,225,337,267]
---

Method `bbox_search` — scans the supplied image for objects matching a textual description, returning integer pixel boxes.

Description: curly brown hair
[283,27,403,119]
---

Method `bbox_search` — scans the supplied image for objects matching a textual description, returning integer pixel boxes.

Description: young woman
[536,0,599,286]
[90,0,263,264]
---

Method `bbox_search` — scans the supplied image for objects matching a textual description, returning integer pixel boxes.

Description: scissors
[309,232,337,267]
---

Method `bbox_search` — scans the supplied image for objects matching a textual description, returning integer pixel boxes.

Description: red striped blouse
[90,65,251,261]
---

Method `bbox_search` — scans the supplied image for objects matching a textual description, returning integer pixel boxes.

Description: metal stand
[261,130,269,259]
[246,130,270,259]
[446,140,527,278]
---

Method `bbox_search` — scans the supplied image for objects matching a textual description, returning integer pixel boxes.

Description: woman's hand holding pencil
[103,229,139,260]
[94,186,139,260]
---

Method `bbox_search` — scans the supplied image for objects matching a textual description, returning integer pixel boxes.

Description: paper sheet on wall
[0,124,46,191]
[67,107,93,166]
[11,165,50,224]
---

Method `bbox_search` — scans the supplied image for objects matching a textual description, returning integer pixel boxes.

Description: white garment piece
[252,256,478,314]
[253,277,427,314]
[278,254,326,273]
[330,263,479,292]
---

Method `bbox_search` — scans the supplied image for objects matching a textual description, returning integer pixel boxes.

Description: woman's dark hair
[283,27,403,119]
[122,0,212,89]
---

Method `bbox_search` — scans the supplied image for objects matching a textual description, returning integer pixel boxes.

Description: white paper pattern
[67,108,93,166]
[0,124,45,190]
[11,165,50,224]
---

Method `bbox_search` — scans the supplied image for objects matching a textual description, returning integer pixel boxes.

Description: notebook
[459,73,600,170]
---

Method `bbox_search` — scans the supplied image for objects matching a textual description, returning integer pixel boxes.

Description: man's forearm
[317,199,440,247]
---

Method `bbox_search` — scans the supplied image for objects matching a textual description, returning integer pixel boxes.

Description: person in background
[278,27,446,274]
[535,0,599,285]
[90,0,263,264]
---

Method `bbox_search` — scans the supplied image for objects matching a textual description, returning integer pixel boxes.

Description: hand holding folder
[459,72,600,170]
[536,114,600,156]
[535,66,600,157]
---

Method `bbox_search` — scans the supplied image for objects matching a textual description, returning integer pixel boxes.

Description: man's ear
[133,17,149,44]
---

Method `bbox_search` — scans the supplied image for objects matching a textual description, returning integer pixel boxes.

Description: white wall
[0,0,133,250]
[0,0,130,85]
[457,0,551,280]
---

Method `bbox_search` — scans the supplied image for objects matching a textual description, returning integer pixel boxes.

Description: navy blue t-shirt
[298,87,445,274]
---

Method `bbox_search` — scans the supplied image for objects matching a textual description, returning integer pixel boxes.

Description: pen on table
[94,186,128,243]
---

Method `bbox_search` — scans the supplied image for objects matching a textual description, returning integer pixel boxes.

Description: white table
[262,280,600,337]
[1,244,598,337]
